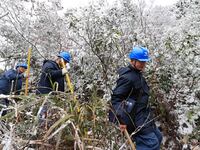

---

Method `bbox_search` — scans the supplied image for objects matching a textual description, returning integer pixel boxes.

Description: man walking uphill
[36,51,71,94]
[111,47,162,150]
[0,62,28,116]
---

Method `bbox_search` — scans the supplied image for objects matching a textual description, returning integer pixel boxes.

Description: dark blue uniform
[0,69,24,95]
[0,69,24,115]
[111,64,162,150]
[36,60,65,94]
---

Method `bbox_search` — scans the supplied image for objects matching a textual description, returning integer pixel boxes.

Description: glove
[62,68,68,75]
[23,72,29,78]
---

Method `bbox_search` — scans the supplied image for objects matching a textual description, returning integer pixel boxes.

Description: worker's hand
[62,68,68,75]
[23,72,29,78]
[119,124,127,133]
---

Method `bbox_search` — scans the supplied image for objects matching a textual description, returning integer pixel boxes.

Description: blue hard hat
[16,62,28,69]
[129,47,151,62]
[58,51,71,63]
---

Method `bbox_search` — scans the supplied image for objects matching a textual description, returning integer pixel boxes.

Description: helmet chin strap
[131,60,143,72]
[134,60,137,68]
[131,60,137,69]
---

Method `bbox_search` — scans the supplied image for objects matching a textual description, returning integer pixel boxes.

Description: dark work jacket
[36,60,65,94]
[0,69,24,95]
[111,64,155,135]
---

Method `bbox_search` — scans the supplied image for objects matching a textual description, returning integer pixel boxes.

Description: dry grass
[0,92,130,150]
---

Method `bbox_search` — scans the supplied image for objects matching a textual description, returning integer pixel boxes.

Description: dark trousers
[133,127,162,150]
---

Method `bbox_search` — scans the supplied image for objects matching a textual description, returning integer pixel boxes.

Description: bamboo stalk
[124,129,136,150]
[25,47,31,96]
[60,58,80,112]
[61,59,74,95]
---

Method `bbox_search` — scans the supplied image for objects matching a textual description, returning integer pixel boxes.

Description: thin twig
[0,12,9,19]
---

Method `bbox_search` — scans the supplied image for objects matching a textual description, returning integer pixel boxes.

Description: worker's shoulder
[5,69,16,74]
[118,66,137,76]
[43,60,57,67]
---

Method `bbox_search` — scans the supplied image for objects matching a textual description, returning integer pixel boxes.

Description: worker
[110,47,162,149]
[36,51,71,94]
[0,62,28,116]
